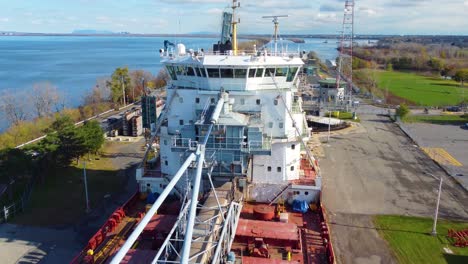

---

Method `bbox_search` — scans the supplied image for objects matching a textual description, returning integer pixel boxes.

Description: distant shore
[0,32,405,40]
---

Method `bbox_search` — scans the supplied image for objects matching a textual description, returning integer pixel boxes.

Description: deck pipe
[180,95,223,263]
[110,152,196,264]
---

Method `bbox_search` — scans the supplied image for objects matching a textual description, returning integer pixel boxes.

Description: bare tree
[0,91,28,126]
[30,82,60,118]
[129,70,155,101]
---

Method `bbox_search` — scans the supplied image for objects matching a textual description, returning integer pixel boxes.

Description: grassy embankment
[324,111,361,122]
[13,141,129,226]
[374,215,468,264]
[0,103,112,149]
[403,114,468,125]
[357,70,466,106]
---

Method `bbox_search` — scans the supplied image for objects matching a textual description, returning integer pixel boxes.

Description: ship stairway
[268,183,292,205]
[141,85,179,172]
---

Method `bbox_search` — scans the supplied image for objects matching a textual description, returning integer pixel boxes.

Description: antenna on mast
[231,0,240,55]
[262,15,288,55]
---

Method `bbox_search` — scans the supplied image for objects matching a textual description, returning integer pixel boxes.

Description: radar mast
[262,15,288,55]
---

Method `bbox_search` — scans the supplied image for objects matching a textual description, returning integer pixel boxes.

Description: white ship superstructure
[111,2,322,263]
[136,45,321,201]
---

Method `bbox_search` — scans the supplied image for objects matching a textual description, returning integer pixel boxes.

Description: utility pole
[327,108,332,142]
[432,176,443,236]
[83,161,90,213]
[425,172,442,236]
[121,76,126,106]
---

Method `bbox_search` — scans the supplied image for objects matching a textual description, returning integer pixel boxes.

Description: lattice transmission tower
[336,0,355,107]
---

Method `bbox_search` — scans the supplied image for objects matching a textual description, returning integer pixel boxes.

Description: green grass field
[374,71,466,106]
[374,215,468,264]
[403,114,468,125]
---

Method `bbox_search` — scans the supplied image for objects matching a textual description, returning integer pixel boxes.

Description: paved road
[0,224,81,264]
[320,112,468,264]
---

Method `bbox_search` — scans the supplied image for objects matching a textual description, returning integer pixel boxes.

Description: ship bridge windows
[276,67,288,77]
[220,68,234,78]
[166,66,178,80]
[234,69,247,78]
[207,68,220,78]
[197,67,207,77]
[256,68,264,77]
[186,67,196,76]
[265,68,276,77]
[248,68,256,78]
[287,67,299,82]
[247,68,266,78]
[176,66,186,76]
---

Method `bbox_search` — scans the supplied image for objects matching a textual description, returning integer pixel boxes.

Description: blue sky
[0,0,467,35]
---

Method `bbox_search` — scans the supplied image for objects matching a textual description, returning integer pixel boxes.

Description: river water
[0,36,345,130]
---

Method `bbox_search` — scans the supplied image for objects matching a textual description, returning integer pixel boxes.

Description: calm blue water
[0,36,341,106]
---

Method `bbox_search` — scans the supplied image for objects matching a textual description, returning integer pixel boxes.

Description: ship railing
[245,138,272,152]
[291,101,302,114]
[211,200,243,264]
[171,137,198,150]
[231,103,262,113]
[189,49,302,58]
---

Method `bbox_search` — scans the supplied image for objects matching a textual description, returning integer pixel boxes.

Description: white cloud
[0,18,9,22]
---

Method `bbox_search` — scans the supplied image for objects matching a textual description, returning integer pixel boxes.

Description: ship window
[176,66,186,76]
[179,119,184,125]
[164,139,167,145]
[187,67,196,76]
[240,98,245,105]
[198,67,207,77]
[274,99,278,105]
[277,167,282,172]
[220,68,234,78]
[256,68,264,78]
[166,66,177,80]
[291,144,296,149]
[305,191,309,195]
[248,68,256,78]
[211,98,215,104]
[267,166,271,172]
[279,122,284,128]
[276,67,288,77]
[195,97,200,103]
[265,68,275,77]
[164,160,168,166]
[256,99,261,105]
[268,122,273,128]
[179,97,183,103]
[207,68,220,78]
[290,166,294,171]
[234,69,247,78]
[287,67,298,82]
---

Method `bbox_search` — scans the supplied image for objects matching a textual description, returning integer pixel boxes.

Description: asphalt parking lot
[403,122,468,190]
[320,112,468,264]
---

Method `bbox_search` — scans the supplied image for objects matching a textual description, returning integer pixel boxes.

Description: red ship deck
[232,202,330,264]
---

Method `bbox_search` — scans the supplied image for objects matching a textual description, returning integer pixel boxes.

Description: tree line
[0,67,168,149]
[352,42,468,84]
[0,116,105,202]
